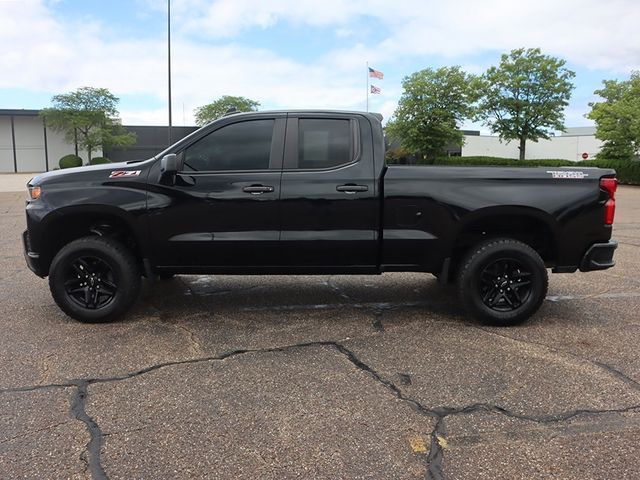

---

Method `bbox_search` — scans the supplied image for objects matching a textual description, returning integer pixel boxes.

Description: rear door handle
[242,185,274,194]
[336,184,368,193]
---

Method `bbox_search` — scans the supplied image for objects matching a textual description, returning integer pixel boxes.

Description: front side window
[298,119,352,169]
[183,119,274,171]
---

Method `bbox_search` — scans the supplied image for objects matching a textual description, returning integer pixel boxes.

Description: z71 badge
[546,170,589,179]
[109,170,141,178]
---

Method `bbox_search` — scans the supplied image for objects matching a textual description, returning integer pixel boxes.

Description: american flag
[368,67,384,79]
[370,85,381,94]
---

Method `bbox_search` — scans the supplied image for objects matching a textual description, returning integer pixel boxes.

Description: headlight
[28,186,42,200]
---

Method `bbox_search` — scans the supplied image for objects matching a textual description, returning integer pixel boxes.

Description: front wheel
[48,236,141,323]
[458,238,548,326]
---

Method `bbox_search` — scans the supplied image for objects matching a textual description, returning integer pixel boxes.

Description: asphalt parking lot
[0,183,639,480]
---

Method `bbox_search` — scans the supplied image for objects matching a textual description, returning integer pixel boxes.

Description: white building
[0,109,199,173]
[462,127,602,162]
[0,109,97,173]
[1,108,603,171]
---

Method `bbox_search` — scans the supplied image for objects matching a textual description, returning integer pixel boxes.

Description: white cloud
[118,108,171,126]
[2,0,639,126]
[171,0,377,37]
[0,1,370,124]
[377,0,640,72]
[168,0,640,73]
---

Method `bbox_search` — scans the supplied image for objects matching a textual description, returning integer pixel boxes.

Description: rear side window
[298,119,352,169]
[183,119,274,171]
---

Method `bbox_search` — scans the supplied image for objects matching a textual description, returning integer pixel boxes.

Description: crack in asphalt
[325,277,455,333]
[0,420,71,446]
[2,340,640,480]
[592,360,640,391]
[473,325,640,392]
[326,277,387,332]
[426,418,446,480]
[38,353,56,384]
[172,323,203,355]
[70,382,107,480]
[147,305,204,356]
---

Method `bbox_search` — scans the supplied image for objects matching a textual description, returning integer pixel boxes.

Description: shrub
[89,157,111,165]
[59,154,83,169]
[385,146,415,164]
[582,159,640,185]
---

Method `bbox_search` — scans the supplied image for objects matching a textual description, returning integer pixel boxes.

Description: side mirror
[159,153,178,185]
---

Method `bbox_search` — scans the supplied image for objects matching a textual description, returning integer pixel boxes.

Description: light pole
[167,0,172,146]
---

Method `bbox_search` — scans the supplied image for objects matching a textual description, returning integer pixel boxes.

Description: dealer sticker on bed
[546,170,589,179]
[109,170,142,178]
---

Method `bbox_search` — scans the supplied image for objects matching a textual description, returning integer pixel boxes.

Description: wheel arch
[443,206,560,280]
[38,205,146,275]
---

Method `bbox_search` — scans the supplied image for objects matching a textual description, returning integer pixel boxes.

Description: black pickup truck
[24,110,618,325]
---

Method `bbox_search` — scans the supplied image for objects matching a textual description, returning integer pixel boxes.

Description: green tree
[476,48,575,160]
[41,87,135,163]
[194,95,260,126]
[385,67,479,161]
[587,72,640,161]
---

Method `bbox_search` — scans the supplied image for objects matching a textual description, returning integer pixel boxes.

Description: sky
[0,0,639,131]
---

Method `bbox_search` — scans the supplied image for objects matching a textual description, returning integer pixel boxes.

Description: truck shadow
[131,274,572,330]
[135,273,464,322]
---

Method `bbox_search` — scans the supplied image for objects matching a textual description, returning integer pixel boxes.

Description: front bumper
[23,230,47,277]
[579,240,617,272]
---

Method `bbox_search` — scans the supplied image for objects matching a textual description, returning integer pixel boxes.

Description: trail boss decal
[109,170,141,178]
[546,170,589,179]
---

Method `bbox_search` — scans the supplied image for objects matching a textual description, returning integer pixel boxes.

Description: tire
[457,238,548,326]
[48,236,141,323]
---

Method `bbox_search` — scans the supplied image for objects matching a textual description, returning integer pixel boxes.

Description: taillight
[600,177,617,225]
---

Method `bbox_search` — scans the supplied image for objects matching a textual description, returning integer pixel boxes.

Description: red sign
[582,152,589,160]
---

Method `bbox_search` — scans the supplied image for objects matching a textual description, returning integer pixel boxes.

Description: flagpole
[366,61,369,112]
[167,0,172,145]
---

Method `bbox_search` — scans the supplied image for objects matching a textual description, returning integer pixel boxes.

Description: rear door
[278,114,379,270]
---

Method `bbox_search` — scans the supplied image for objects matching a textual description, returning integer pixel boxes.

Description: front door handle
[336,184,368,194]
[243,185,274,195]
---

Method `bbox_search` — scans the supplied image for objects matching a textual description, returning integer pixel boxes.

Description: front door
[148,115,285,268]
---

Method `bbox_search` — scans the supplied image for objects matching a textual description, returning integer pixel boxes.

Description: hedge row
[430,156,576,167]
[580,159,640,185]
[406,156,640,185]
[89,157,111,165]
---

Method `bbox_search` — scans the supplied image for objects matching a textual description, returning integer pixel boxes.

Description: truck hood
[28,159,149,187]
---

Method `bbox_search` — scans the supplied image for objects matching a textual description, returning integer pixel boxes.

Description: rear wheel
[458,238,548,326]
[49,236,141,323]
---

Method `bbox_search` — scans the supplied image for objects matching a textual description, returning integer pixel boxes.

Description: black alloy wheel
[49,236,141,323]
[64,256,118,309]
[479,258,532,312]
[458,238,548,326]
